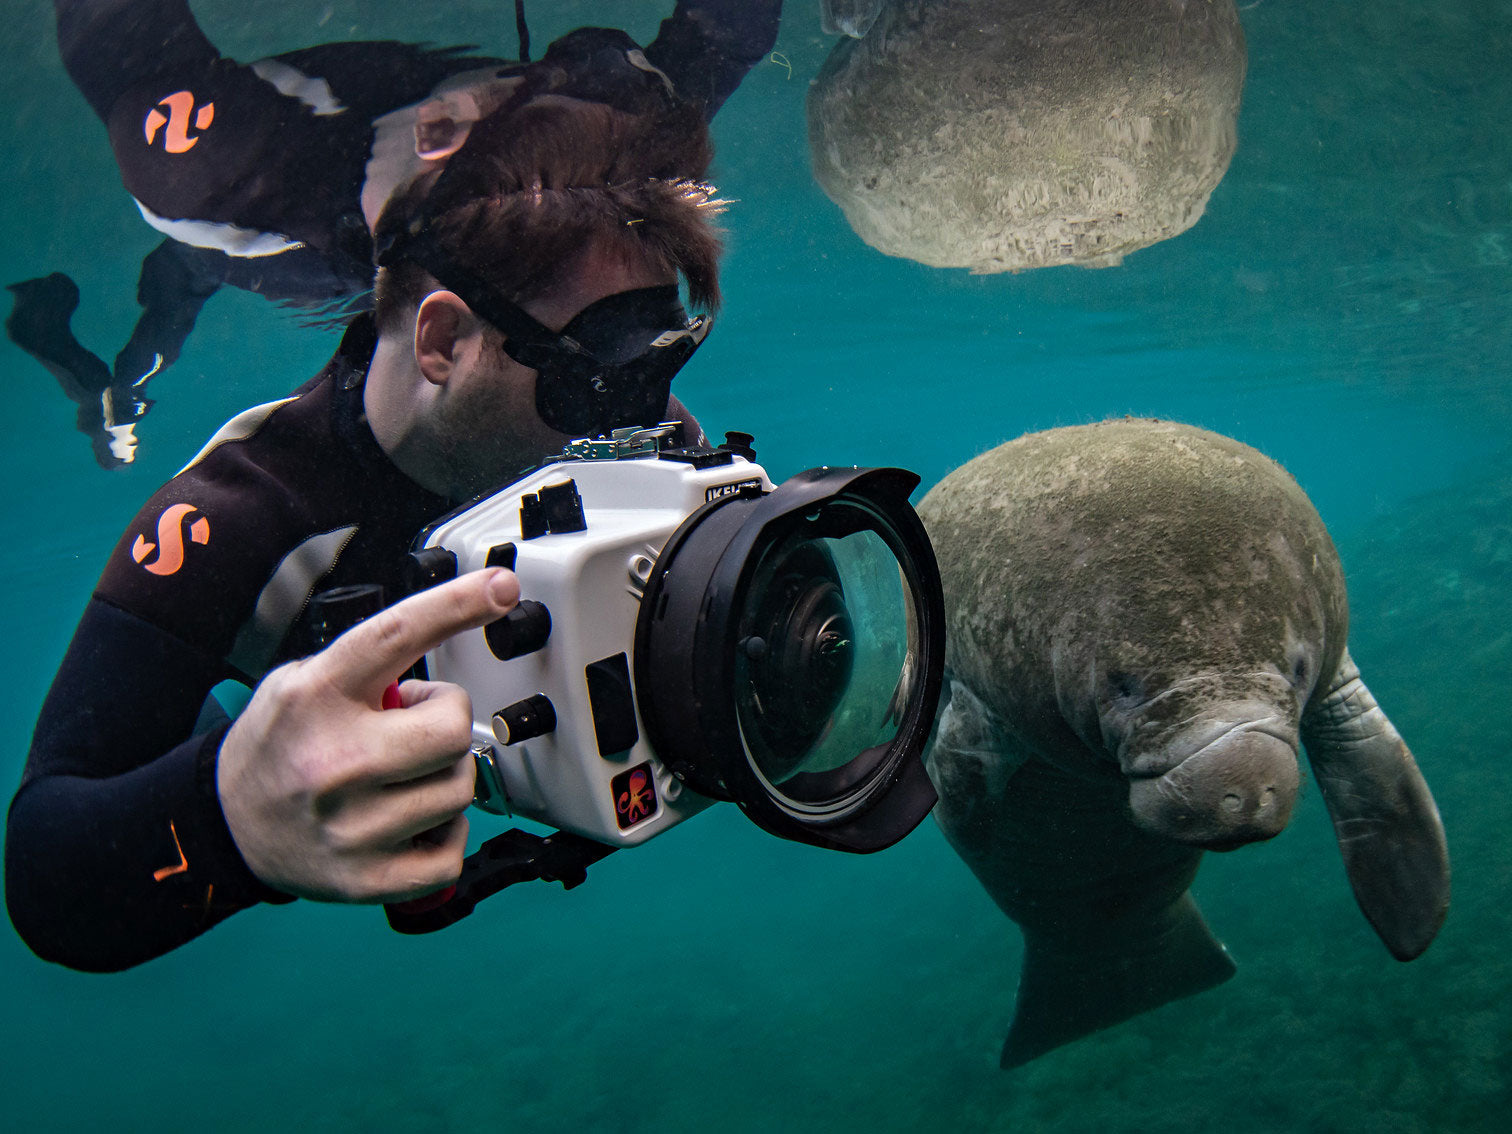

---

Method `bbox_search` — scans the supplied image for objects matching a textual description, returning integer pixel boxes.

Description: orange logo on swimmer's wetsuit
[143,91,215,154]
[132,504,210,577]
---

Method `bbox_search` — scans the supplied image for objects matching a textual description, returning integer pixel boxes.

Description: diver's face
[433,244,677,497]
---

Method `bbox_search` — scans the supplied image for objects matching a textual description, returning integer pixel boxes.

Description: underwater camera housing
[386,425,945,929]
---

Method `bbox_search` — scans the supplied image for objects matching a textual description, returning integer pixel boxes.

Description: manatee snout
[1126,718,1301,849]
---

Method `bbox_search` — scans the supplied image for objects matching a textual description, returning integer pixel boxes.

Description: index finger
[318,568,520,701]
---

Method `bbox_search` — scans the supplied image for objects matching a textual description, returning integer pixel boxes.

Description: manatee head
[921,420,1348,851]
[1087,638,1317,850]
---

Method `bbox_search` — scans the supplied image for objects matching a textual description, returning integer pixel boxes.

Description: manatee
[917,419,1450,1068]
[807,0,1247,271]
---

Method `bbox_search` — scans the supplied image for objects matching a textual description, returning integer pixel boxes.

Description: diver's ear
[413,290,475,387]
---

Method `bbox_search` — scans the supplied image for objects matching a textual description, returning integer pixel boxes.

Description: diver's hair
[373,96,723,332]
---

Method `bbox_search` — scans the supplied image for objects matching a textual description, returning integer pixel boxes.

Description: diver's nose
[1128,729,1300,848]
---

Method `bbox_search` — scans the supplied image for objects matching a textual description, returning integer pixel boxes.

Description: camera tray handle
[384,828,617,934]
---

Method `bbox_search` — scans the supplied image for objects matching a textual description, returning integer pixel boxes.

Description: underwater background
[1,1,1508,1129]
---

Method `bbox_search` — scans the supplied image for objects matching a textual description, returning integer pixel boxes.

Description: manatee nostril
[1258,786,1276,811]
[1221,792,1242,813]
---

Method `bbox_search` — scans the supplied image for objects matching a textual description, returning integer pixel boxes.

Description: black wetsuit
[8,0,782,467]
[5,0,781,971]
[4,318,702,970]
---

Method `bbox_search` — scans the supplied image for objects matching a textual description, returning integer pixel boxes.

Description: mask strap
[386,230,575,355]
[515,0,532,62]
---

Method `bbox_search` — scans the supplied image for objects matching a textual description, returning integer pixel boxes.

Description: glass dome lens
[733,505,916,812]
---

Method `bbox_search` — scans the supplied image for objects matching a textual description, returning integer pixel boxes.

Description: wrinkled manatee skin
[922,420,1347,805]
[918,419,1449,1067]
[807,0,1247,271]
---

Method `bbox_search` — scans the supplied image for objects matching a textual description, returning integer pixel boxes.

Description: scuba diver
[6,0,782,468]
[6,13,735,973]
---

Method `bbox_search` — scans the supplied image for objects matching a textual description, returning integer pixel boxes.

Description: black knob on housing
[492,694,557,745]
[484,600,552,661]
[405,547,458,593]
[307,583,385,651]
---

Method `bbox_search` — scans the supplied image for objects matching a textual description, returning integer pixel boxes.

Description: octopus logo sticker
[613,763,658,829]
[132,504,210,576]
[143,91,215,154]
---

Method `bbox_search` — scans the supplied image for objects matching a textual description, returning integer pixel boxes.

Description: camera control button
[484,600,552,660]
[492,694,557,745]
[404,547,458,592]
[520,479,587,539]
[585,653,639,756]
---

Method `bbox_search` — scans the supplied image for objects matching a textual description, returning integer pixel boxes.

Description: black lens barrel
[633,467,944,853]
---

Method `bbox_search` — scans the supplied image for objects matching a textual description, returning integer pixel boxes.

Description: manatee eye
[1290,656,1309,686]
[1107,671,1143,703]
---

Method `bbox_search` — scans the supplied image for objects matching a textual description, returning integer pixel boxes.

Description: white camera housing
[419,428,773,846]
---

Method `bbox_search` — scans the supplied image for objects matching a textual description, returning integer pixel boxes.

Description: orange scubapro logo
[143,90,215,154]
[132,504,211,576]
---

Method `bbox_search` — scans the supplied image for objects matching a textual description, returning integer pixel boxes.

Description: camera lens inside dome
[733,513,914,810]
[739,541,856,781]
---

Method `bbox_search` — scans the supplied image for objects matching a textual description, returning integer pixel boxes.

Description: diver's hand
[218,568,520,902]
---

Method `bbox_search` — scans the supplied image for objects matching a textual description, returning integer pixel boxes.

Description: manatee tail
[1001,893,1236,1069]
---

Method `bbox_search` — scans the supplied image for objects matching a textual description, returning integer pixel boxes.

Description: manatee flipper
[1301,649,1450,960]
[1003,891,1236,1069]
[925,678,1028,817]
[821,0,885,39]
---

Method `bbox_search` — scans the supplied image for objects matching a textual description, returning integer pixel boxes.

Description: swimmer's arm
[645,0,784,118]
[4,598,288,972]
[55,0,221,120]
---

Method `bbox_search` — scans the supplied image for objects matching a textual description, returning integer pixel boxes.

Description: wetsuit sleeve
[2,397,328,970]
[645,0,783,118]
[5,599,288,972]
[54,1,221,120]
[55,0,337,247]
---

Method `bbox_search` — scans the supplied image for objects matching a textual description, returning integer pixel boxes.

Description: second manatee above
[807,0,1247,271]
[917,419,1450,1068]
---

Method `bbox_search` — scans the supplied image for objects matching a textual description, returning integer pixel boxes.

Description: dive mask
[380,231,710,437]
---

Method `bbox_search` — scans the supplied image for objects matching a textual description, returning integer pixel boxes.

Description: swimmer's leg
[113,238,227,393]
[5,273,111,404]
[4,274,134,468]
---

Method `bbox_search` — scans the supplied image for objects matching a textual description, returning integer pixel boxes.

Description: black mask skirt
[381,230,710,437]
[506,283,710,437]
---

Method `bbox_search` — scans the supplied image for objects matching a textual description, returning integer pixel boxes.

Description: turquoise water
[3,1,1509,1129]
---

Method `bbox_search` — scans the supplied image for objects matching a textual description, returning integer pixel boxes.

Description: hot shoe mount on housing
[314,425,946,932]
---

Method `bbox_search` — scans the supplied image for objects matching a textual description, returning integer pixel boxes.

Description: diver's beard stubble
[434,386,568,500]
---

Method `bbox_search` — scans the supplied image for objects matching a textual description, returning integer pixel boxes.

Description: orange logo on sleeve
[153,820,189,882]
[132,504,210,576]
[143,91,215,153]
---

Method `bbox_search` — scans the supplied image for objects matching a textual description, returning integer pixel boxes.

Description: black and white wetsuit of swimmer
[5,0,781,468]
